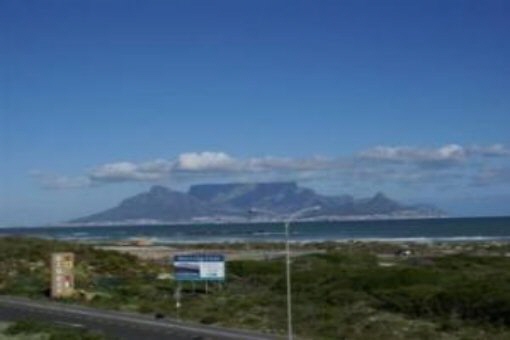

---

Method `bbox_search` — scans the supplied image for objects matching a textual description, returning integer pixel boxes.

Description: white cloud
[89,159,173,182]
[30,171,91,189]
[244,156,338,172]
[359,144,467,164]
[359,144,509,166]
[468,144,510,157]
[171,152,339,173]
[175,152,238,172]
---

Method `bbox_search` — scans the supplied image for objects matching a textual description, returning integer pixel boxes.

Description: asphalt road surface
[0,296,279,340]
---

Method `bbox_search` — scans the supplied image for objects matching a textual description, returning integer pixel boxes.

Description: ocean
[1,217,510,244]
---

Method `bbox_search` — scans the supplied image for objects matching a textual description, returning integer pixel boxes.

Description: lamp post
[249,206,321,340]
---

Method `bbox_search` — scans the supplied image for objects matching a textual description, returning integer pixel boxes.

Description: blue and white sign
[173,254,225,281]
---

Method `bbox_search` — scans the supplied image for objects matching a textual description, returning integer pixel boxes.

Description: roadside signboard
[173,254,225,281]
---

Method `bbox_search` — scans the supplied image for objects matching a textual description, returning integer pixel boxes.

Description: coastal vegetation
[0,320,106,340]
[1,237,510,339]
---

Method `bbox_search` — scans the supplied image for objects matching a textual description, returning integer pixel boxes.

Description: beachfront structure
[51,252,75,298]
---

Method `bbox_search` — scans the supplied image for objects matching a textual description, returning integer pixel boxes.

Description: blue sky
[1,1,510,226]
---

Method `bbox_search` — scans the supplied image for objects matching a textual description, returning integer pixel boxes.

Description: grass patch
[1,320,106,340]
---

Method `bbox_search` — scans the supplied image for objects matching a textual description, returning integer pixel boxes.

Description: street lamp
[249,205,321,340]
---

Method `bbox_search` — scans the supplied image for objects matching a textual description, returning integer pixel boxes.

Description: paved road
[0,296,279,340]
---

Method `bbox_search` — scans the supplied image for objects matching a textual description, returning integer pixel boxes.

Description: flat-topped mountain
[71,182,443,224]
[189,182,336,213]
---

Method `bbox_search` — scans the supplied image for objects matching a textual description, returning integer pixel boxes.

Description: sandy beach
[96,240,510,262]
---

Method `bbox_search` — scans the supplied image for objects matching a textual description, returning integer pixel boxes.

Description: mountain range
[71,182,443,224]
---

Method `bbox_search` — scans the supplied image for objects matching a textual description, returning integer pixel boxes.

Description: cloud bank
[31,144,510,190]
[359,144,509,166]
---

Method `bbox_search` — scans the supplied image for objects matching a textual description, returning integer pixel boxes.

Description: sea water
[1,217,510,244]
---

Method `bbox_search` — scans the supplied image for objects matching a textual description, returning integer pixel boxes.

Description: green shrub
[4,320,106,340]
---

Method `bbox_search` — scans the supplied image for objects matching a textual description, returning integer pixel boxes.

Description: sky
[1,0,510,226]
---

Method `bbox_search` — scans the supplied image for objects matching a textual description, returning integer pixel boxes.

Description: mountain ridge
[71,182,444,224]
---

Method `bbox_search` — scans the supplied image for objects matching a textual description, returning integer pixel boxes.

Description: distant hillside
[71,182,444,224]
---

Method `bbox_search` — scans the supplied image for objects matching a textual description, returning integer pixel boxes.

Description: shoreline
[60,235,510,246]
[94,239,510,262]
[3,215,510,229]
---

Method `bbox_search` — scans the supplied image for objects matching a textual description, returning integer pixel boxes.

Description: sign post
[173,254,226,282]
[173,253,225,306]
[174,283,182,309]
